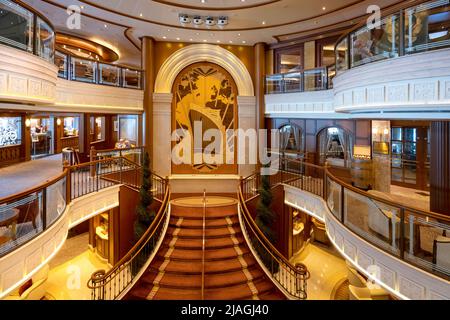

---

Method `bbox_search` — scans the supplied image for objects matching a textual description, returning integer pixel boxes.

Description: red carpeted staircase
[125,201,285,300]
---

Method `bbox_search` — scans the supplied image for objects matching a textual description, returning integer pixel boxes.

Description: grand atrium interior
[0,0,449,302]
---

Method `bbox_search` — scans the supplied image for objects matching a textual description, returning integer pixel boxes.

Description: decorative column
[142,37,155,164]
[254,43,266,131]
[237,96,257,178]
[430,121,450,215]
[153,93,173,177]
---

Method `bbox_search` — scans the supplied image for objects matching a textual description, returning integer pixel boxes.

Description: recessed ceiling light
[176,37,180,41]
[189,38,193,41]
[163,36,167,39]
[80,5,84,9]
[201,0,206,3]
[238,33,241,36]
[322,6,326,10]
[229,40,233,43]
[216,40,220,43]
[262,21,266,25]
[242,40,246,44]
[104,24,108,28]
[139,13,143,17]
[203,39,207,42]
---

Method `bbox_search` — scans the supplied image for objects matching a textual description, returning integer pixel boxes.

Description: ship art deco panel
[172,62,238,174]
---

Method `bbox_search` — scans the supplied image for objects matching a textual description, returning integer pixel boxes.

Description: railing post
[340,185,345,223]
[63,160,72,205]
[90,146,96,177]
[399,208,405,260]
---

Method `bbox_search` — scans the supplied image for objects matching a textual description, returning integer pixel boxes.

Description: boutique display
[0,117,22,148]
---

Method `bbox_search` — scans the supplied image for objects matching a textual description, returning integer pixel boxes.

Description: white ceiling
[21,0,403,67]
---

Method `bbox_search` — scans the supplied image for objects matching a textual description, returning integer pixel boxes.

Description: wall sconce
[372,127,378,135]
[383,128,389,136]
[25,119,31,127]
[57,118,62,126]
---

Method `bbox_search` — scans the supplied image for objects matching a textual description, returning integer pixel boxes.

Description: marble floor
[46,233,110,300]
[0,154,63,199]
[290,243,348,300]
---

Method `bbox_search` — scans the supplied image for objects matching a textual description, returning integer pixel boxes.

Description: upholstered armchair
[346,262,390,300]
[433,234,450,273]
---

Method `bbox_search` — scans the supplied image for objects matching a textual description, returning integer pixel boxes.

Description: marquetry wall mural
[172,62,238,174]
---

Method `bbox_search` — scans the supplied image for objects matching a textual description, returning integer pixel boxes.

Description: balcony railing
[55,50,143,89]
[265,66,334,94]
[238,175,310,299]
[243,156,450,282]
[335,0,450,74]
[0,156,165,259]
[0,0,55,63]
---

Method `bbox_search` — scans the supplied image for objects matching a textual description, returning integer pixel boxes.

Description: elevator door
[391,126,430,191]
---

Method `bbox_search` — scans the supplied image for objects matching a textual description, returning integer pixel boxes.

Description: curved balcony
[333,0,450,114]
[239,157,450,300]
[0,155,167,299]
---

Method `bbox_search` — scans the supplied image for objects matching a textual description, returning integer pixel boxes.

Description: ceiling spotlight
[205,16,216,27]
[193,16,204,25]
[179,14,191,25]
[217,16,228,28]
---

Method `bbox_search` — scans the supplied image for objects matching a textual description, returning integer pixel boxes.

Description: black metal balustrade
[240,156,450,284]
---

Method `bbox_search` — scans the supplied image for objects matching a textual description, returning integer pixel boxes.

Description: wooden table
[0,208,20,240]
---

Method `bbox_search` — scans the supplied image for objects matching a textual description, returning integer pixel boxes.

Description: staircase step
[171,205,238,220]
[167,226,241,239]
[204,279,274,300]
[169,216,239,229]
[151,256,256,275]
[152,287,202,300]
[159,246,250,261]
[163,236,244,250]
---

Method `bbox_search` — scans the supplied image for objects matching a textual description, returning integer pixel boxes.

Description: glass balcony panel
[71,57,96,83]
[122,69,141,89]
[344,188,401,256]
[336,38,349,73]
[99,63,120,86]
[46,177,66,227]
[0,191,43,257]
[404,210,450,280]
[283,72,302,93]
[55,51,68,78]
[350,14,400,68]
[35,16,54,62]
[327,178,342,220]
[304,68,327,91]
[405,0,450,54]
[265,74,284,94]
[0,0,34,52]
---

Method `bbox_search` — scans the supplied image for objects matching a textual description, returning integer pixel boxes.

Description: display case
[0,117,22,148]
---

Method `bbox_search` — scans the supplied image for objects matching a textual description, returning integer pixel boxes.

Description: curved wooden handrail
[238,186,309,280]
[94,146,145,154]
[87,184,170,289]
[0,170,68,204]
[324,168,450,222]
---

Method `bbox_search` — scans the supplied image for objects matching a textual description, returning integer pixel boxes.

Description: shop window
[90,116,105,142]
[318,127,353,168]
[118,115,138,148]
[0,117,22,147]
[63,117,79,137]
[279,124,303,155]
[30,117,54,158]
[0,0,33,52]
[404,0,450,54]
[275,46,304,74]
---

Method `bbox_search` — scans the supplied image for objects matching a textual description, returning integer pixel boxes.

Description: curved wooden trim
[14,0,55,30]
[56,33,120,62]
[152,0,280,11]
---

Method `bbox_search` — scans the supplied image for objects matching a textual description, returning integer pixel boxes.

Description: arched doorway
[317,126,354,168]
[279,124,304,156]
[171,62,238,175]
